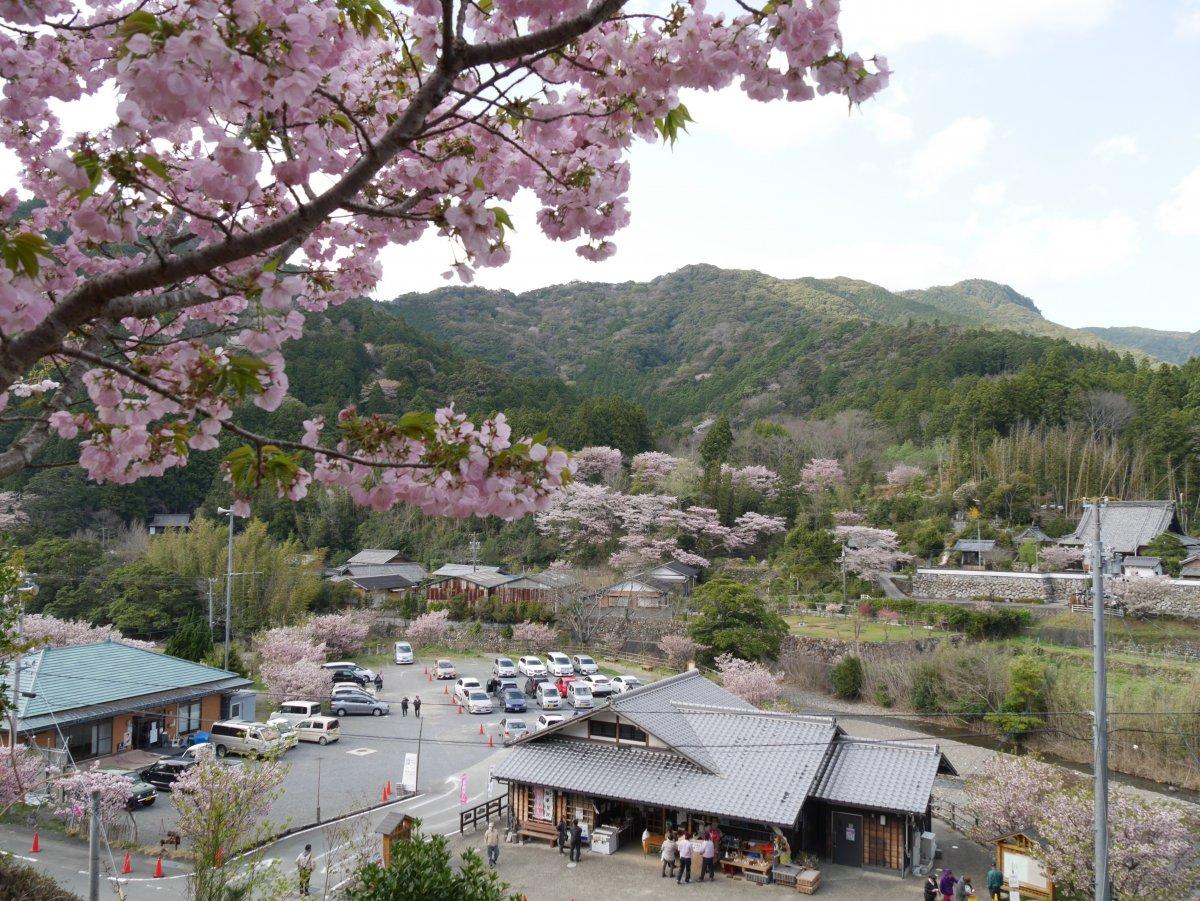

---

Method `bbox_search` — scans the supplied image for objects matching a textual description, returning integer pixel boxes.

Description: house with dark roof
[1120,555,1163,578]
[1180,554,1200,579]
[494,671,953,875]
[147,512,192,535]
[329,554,428,604]
[642,561,700,594]
[425,569,518,606]
[597,577,676,620]
[1059,500,1199,572]
[346,549,412,566]
[1,641,254,762]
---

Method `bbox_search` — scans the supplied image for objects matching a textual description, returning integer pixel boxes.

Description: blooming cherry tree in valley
[53,770,135,833]
[833,525,911,576]
[714,654,783,707]
[1038,545,1084,571]
[884,463,924,487]
[727,465,781,498]
[261,659,332,703]
[304,612,371,656]
[254,626,326,665]
[0,745,44,811]
[657,634,697,670]
[0,0,888,520]
[799,458,845,495]
[572,446,623,482]
[21,613,156,651]
[406,609,451,648]
[511,621,558,651]
[630,452,682,485]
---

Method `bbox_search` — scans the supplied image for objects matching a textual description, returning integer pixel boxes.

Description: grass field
[785,615,956,643]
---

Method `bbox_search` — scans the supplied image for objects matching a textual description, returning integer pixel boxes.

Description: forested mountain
[1083,326,1200,364]
[391,264,1150,430]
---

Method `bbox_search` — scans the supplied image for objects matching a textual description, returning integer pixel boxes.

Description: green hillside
[391,265,1146,427]
[1083,326,1200,364]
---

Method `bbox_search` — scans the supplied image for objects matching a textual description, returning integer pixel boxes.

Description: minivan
[209,721,287,758]
[294,716,341,745]
[276,700,324,723]
[331,693,389,717]
[394,641,414,665]
[545,651,573,676]
[535,683,561,710]
[566,683,594,709]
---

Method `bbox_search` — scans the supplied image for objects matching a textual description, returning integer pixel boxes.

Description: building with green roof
[1,640,254,762]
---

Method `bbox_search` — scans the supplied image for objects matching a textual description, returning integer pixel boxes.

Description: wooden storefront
[806,802,918,873]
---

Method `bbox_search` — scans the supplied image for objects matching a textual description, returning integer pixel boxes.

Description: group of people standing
[555,818,585,862]
[398,695,421,717]
[926,866,1005,901]
[657,824,721,884]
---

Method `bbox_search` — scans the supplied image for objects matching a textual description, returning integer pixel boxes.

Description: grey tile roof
[526,570,580,589]
[1121,556,1161,567]
[350,573,420,591]
[1013,526,1051,543]
[431,570,517,589]
[336,563,428,583]
[1061,501,1177,554]
[811,739,946,815]
[432,563,504,577]
[347,549,407,565]
[495,671,839,826]
[953,539,996,553]
[652,561,700,578]
[148,513,191,528]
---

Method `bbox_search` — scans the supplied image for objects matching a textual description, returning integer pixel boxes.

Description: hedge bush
[830,656,864,699]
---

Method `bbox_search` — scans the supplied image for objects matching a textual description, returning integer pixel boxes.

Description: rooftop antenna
[468,534,481,573]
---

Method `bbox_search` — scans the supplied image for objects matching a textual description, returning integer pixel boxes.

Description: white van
[566,683,594,709]
[209,721,287,758]
[294,716,341,745]
[535,683,561,710]
[545,651,573,676]
[276,701,324,723]
[394,641,414,665]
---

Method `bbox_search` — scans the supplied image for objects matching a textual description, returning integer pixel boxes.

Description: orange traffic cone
[154,857,164,879]
[121,852,132,874]
[216,847,223,868]
[457,703,463,715]
[443,685,448,695]
[424,666,429,675]
[427,671,432,681]
[488,735,494,748]
[478,723,484,735]
[30,831,40,853]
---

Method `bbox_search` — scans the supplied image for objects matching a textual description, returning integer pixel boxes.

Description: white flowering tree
[657,635,697,670]
[407,609,451,649]
[511,621,557,651]
[21,613,156,651]
[714,654,783,707]
[572,447,623,483]
[173,756,286,901]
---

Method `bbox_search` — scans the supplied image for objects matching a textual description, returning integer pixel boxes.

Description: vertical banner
[401,753,417,792]
[459,772,469,806]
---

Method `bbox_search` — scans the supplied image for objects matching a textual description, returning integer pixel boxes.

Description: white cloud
[840,0,1116,52]
[1156,166,1200,236]
[1177,1,1200,37]
[971,182,1007,205]
[905,117,993,194]
[1091,134,1140,161]
[971,212,1139,286]
[870,108,915,144]
[683,88,850,152]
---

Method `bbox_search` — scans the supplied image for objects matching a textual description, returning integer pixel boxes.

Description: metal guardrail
[459,795,506,834]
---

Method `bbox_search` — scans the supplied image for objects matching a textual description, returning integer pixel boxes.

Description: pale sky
[379,0,1200,331]
[6,2,1199,330]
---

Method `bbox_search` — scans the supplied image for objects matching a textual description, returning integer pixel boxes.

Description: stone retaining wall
[912,568,1200,620]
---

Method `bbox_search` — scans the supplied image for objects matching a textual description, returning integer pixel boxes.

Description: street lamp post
[7,577,38,750]
[216,507,237,671]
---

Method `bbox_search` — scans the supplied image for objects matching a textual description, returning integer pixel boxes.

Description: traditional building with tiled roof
[493,670,954,875]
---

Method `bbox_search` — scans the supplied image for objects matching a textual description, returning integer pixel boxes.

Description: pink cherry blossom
[22,614,157,652]
[572,446,623,482]
[714,654,783,707]
[630,452,681,484]
[799,458,845,494]
[0,0,886,520]
[657,634,696,669]
[884,463,925,487]
[511,621,557,651]
[406,609,451,648]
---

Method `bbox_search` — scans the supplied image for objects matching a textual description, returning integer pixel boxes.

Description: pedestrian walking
[924,872,939,901]
[556,818,569,855]
[400,696,409,717]
[700,832,716,881]
[676,832,693,884]
[939,868,957,901]
[953,875,974,900]
[708,823,722,851]
[295,843,314,896]
[485,821,500,868]
[412,695,421,718]
[374,672,383,691]
[660,830,678,878]
[986,865,1003,901]
[569,821,583,863]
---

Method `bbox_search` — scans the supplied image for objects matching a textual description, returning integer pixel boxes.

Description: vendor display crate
[795,870,822,895]
[744,870,770,886]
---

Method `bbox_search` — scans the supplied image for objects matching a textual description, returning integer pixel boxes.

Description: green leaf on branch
[69,150,104,200]
[0,231,52,279]
[491,207,515,235]
[654,103,694,147]
[116,10,159,40]
[224,445,258,492]
[139,153,169,179]
[395,410,436,440]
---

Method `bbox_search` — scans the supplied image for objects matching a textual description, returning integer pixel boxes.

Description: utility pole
[87,789,101,901]
[1089,499,1110,901]
[217,507,237,671]
[7,578,37,750]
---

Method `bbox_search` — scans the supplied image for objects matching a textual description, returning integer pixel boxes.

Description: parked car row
[511,652,599,678]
